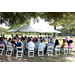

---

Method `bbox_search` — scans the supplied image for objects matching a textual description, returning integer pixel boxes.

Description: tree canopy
[38,12,75,35]
[0,12,38,26]
[1,12,75,28]
[0,12,75,36]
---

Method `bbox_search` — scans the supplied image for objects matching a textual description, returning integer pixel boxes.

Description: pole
[53,25,56,37]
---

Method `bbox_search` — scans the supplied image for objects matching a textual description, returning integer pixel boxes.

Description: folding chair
[38,46,44,56]
[0,44,5,55]
[69,46,73,54]
[28,47,34,57]
[63,46,68,54]
[16,47,23,58]
[55,45,60,55]
[47,45,53,56]
[6,45,13,56]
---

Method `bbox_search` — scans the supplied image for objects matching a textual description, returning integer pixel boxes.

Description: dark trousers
[67,41,70,45]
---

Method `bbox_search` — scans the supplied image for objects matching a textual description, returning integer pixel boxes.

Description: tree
[0,12,8,36]
[1,12,75,37]
[38,12,66,37]
[9,20,31,29]
[0,12,39,36]
[38,12,75,37]
[0,27,8,35]
[58,12,75,35]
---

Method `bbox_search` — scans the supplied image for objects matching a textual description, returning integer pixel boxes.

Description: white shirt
[27,41,35,50]
[8,42,11,45]
[45,38,48,42]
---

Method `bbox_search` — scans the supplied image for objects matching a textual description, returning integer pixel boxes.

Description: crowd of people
[0,34,74,56]
[54,35,73,53]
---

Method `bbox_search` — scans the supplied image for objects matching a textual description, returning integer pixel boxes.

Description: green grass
[21,54,73,62]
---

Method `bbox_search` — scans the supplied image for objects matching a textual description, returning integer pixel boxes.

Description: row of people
[16,37,73,53]
[54,39,73,52]
[0,36,73,49]
[15,38,73,54]
[0,36,51,50]
[0,36,73,55]
[13,34,54,42]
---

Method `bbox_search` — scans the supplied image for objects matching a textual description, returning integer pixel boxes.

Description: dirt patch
[0,53,75,62]
[65,56,75,62]
[0,54,24,62]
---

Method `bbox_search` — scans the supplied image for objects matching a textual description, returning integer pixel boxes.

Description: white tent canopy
[7,25,37,33]
[30,25,61,33]
[7,25,61,33]
[8,17,61,33]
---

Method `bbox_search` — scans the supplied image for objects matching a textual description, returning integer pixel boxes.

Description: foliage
[0,12,38,26]
[1,12,75,36]
[0,12,39,36]
[9,20,31,29]
[38,12,75,28]
[57,28,68,36]
[0,27,8,35]
[1,12,75,29]
[58,28,75,36]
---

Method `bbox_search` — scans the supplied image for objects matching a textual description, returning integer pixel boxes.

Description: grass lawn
[22,54,72,62]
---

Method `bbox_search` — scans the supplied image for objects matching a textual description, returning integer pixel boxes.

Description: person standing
[2,34,5,39]
[12,34,14,39]
[66,35,71,45]
[25,35,27,38]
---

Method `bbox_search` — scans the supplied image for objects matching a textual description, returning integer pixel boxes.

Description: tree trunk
[68,29,70,36]
[1,16,2,37]
[1,23,2,37]
[53,25,56,37]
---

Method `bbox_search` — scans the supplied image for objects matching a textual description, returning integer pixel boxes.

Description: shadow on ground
[0,52,75,62]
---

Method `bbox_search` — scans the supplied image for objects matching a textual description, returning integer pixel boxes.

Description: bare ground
[0,53,75,62]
